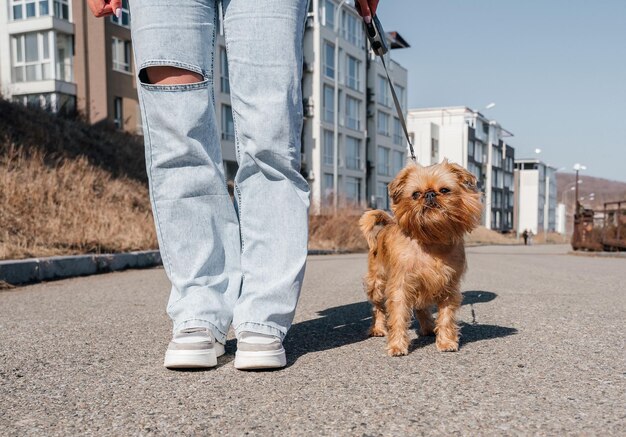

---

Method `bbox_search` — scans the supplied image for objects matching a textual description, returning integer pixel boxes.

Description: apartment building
[366,31,409,210]
[514,158,557,235]
[303,0,409,210]
[407,107,516,232]
[0,0,140,131]
[0,0,77,113]
[1,0,411,206]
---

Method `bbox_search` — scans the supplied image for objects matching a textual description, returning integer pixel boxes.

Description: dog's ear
[388,165,412,204]
[445,161,478,192]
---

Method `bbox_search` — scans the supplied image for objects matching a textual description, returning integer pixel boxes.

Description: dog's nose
[424,191,437,203]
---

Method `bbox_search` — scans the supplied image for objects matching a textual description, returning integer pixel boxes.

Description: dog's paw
[435,338,459,352]
[386,345,409,356]
[369,326,387,337]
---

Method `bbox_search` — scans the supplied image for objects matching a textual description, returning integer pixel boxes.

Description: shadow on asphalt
[284,290,517,365]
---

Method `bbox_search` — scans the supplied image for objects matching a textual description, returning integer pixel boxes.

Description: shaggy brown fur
[359,160,482,356]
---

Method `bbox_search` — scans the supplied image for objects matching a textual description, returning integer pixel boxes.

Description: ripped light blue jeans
[129,0,310,344]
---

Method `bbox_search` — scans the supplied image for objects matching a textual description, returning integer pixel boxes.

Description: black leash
[363,14,417,164]
[378,55,416,164]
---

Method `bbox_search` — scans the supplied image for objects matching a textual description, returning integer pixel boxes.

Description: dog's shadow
[283,290,516,365]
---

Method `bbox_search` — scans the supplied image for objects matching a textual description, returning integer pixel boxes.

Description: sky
[377,0,626,182]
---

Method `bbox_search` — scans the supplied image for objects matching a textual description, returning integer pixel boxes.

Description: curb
[0,251,162,286]
[568,251,626,259]
[0,249,351,287]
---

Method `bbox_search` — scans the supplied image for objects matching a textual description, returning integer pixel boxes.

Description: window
[11,32,52,82]
[505,156,514,172]
[345,176,361,203]
[345,136,361,170]
[492,169,502,188]
[377,182,389,210]
[53,0,69,20]
[13,92,75,114]
[112,37,131,73]
[345,96,360,130]
[55,33,73,82]
[220,47,229,93]
[474,141,484,163]
[377,111,389,136]
[323,130,334,165]
[377,75,389,107]
[342,11,363,48]
[377,146,390,176]
[323,85,334,123]
[492,146,502,167]
[221,105,235,141]
[323,41,335,79]
[323,0,335,28]
[394,84,405,110]
[392,150,404,174]
[393,117,402,145]
[324,173,334,200]
[111,0,130,27]
[431,138,439,162]
[11,0,68,20]
[346,55,360,90]
[114,97,123,130]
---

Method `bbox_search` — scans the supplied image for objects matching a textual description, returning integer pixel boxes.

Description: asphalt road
[1,245,624,436]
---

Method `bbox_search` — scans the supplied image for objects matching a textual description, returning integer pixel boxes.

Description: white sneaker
[234,331,286,370]
[164,327,225,369]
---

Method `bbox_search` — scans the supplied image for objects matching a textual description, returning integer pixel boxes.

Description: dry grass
[308,205,529,252]
[465,227,519,246]
[0,145,157,260]
[308,205,368,252]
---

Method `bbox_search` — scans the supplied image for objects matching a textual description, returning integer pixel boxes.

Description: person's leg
[130,0,241,346]
[222,0,310,340]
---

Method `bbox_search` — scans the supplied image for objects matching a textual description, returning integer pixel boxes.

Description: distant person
[528,230,534,246]
[87,0,379,370]
[522,229,529,245]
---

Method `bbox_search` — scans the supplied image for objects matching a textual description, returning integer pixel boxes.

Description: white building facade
[407,107,516,232]
[0,0,76,113]
[514,159,557,235]
[302,0,409,210]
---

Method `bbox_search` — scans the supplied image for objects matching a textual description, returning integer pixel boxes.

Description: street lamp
[333,0,348,213]
[573,163,586,213]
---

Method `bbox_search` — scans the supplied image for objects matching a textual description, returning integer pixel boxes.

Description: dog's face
[388,160,483,244]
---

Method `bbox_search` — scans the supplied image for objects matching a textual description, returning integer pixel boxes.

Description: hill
[0,98,156,260]
[556,172,626,210]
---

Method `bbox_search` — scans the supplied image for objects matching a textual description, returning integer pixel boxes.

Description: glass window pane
[25,34,39,62]
[43,32,49,59]
[15,37,23,62]
[42,62,51,79]
[14,66,25,82]
[26,64,39,81]
[40,0,49,15]
[26,1,36,17]
[13,5,23,20]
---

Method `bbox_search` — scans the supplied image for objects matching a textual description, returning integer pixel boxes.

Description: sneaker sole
[234,347,287,370]
[164,343,225,369]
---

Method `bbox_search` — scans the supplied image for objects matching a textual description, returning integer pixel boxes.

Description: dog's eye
[412,191,421,200]
[440,188,451,194]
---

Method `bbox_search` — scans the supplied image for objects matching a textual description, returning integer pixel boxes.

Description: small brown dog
[359,160,482,356]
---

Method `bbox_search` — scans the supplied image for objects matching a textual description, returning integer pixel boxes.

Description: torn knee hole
[139,66,204,85]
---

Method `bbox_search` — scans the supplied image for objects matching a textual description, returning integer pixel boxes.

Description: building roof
[386,32,410,49]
